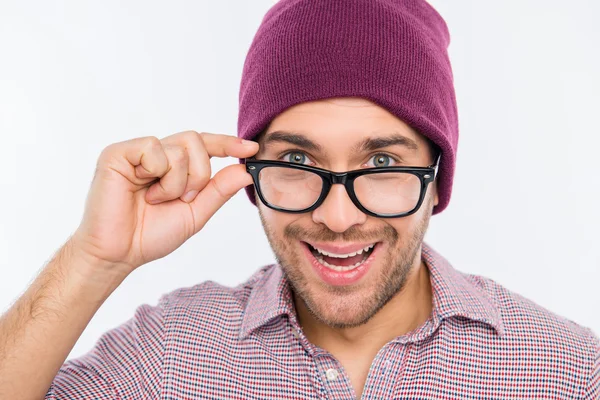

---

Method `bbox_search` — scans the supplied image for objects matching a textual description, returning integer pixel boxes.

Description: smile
[308,243,376,271]
[301,241,381,286]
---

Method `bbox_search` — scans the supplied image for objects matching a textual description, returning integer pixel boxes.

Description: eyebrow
[261,130,419,154]
[353,133,419,153]
[262,131,323,152]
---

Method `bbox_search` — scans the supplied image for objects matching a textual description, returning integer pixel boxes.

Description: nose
[312,184,367,232]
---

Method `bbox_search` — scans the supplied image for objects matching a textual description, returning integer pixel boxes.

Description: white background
[0,0,598,361]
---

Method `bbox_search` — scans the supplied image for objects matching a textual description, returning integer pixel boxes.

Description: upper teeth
[313,244,375,258]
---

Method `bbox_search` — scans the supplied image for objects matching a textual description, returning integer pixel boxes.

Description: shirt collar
[422,242,505,337]
[239,241,505,340]
[239,263,294,340]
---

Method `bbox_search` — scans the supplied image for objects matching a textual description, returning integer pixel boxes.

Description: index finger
[199,132,259,158]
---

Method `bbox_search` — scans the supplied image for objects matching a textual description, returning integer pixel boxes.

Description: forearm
[0,239,127,399]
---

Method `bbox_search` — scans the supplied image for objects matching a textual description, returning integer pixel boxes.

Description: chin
[287,258,385,328]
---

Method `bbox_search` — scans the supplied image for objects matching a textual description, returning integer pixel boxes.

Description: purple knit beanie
[237,0,458,215]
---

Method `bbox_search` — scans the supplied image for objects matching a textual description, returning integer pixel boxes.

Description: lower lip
[301,242,380,287]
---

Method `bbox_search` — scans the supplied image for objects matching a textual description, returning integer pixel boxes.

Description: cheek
[258,202,301,241]
[386,216,413,235]
[258,202,288,226]
[384,210,426,244]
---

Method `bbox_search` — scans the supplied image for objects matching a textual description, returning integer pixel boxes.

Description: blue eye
[282,151,310,164]
[368,154,395,168]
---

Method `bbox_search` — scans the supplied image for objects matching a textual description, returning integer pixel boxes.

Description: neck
[294,251,433,353]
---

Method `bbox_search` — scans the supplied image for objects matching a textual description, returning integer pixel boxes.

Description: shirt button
[325,368,339,381]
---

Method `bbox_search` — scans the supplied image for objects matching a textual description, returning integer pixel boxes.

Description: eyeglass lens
[257,167,421,214]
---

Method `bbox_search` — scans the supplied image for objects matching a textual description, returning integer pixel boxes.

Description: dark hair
[423,136,441,165]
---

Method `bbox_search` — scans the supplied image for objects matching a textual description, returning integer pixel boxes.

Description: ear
[432,180,439,207]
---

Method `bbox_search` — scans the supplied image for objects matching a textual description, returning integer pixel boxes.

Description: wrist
[56,239,129,301]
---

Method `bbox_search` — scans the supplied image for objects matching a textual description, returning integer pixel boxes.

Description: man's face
[255,97,439,329]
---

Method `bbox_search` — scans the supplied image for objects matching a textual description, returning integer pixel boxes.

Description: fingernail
[182,190,199,203]
[241,139,256,146]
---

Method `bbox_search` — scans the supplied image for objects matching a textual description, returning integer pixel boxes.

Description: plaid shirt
[46,242,599,399]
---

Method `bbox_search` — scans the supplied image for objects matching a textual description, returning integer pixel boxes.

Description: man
[0,0,598,399]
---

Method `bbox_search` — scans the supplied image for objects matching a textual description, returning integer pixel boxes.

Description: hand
[69,130,258,276]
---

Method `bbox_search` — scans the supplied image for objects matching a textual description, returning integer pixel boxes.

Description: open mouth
[306,242,377,272]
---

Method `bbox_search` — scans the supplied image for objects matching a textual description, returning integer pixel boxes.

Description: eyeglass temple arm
[429,153,441,179]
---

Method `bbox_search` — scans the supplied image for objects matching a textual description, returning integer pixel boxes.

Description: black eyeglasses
[245,155,440,218]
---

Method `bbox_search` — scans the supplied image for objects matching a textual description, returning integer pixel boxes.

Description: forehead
[258,97,427,153]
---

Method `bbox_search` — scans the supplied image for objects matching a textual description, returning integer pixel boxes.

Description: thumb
[189,163,253,233]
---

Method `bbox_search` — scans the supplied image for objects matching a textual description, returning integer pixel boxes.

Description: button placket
[362,344,408,399]
[325,368,339,381]
[380,359,393,375]
[314,355,355,400]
